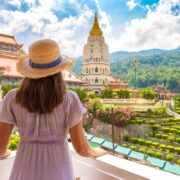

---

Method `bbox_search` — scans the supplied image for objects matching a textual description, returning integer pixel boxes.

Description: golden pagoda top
[89,13,102,37]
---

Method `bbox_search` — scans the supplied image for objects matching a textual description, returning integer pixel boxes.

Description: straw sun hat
[16,39,75,79]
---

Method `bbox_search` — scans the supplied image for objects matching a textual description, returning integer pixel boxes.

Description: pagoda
[82,13,110,92]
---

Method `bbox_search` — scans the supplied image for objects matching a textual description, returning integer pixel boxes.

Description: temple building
[82,14,128,92]
[0,33,85,88]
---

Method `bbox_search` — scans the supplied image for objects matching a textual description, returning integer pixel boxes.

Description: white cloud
[109,0,180,52]
[0,0,112,57]
[127,0,137,10]
[0,1,95,57]
[0,0,179,56]
[8,0,22,8]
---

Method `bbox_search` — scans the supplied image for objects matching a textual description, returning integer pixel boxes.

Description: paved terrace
[0,143,179,180]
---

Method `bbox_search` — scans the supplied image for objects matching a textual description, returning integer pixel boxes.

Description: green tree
[116,90,130,98]
[88,92,96,99]
[139,87,156,99]
[2,84,19,97]
[68,88,87,102]
[100,88,113,98]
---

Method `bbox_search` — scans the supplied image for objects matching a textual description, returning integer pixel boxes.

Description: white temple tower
[82,13,110,91]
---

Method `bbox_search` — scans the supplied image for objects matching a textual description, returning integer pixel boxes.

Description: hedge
[155,152,164,158]
[155,133,162,139]
[121,144,128,147]
[159,144,166,150]
[137,138,145,145]
[151,125,159,131]
[144,140,152,147]
[138,147,146,153]
[147,149,155,156]
[176,137,180,143]
[167,135,175,142]
[8,135,20,151]
[166,145,174,152]
[166,154,174,162]
[152,142,159,147]
[162,127,170,133]
[130,145,137,151]
[131,137,138,143]
[174,147,180,154]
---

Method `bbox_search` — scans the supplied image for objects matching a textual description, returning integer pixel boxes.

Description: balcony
[0,143,179,180]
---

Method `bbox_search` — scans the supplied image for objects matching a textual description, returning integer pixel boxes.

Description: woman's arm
[0,122,14,158]
[69,120,108,157]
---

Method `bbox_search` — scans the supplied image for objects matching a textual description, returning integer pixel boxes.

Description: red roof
[0,34,23,50]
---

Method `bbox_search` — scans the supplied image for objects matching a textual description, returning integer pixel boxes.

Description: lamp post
[111,108,115,155]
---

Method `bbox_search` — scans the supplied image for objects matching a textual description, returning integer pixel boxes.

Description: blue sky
[0,0,179,57]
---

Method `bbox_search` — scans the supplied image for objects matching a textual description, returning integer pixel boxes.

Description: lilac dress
[0,89,86,180]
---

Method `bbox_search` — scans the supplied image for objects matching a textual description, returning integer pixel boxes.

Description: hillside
[71,48,180,92]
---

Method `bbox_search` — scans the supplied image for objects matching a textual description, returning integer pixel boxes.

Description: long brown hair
[16,72,66,114]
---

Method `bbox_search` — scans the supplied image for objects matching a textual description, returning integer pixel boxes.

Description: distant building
[82,14,128,93]
[0,33,85,88]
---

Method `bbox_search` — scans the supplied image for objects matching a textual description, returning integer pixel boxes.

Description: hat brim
[16,54,75,79]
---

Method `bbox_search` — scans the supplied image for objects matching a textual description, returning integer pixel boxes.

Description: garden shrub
[2,84,19,97]
[169,128,177,134]
[8,135,20,151]
[131,137,138,143]
[155,133,162,139]
[151,124,159,131]
[69,88,88,102]
[100,88,114,98]
[177,130,180,135]
[162,127,170,133]
[88,92,96,99]
[172,126,180,130]
[144,140,152,147]
[130,145,137,151]
[166,145,174,152]
[174,147,180,154]
[166,154,174,162]
[137,138,145,145]
[116,90,130,99]
[178,159,180,165]
[149,120,155,125]
[138,147,146,153]
[147,149,155,156]
[168,135,175,142]
[159,144,166,150]
[129,120,137,124]
[152,142,159,147]
[139,87,156,100]
[137,120,143,124]
[155,152,163,159]
[121,144,128,147]
[161,134,168,140]
[175,137,180,143]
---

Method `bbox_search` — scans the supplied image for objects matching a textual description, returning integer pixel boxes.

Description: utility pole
[133,58,138,90]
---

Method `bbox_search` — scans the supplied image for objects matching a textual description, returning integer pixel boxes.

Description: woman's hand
[0,149,11,159]
[92,147,109,157]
